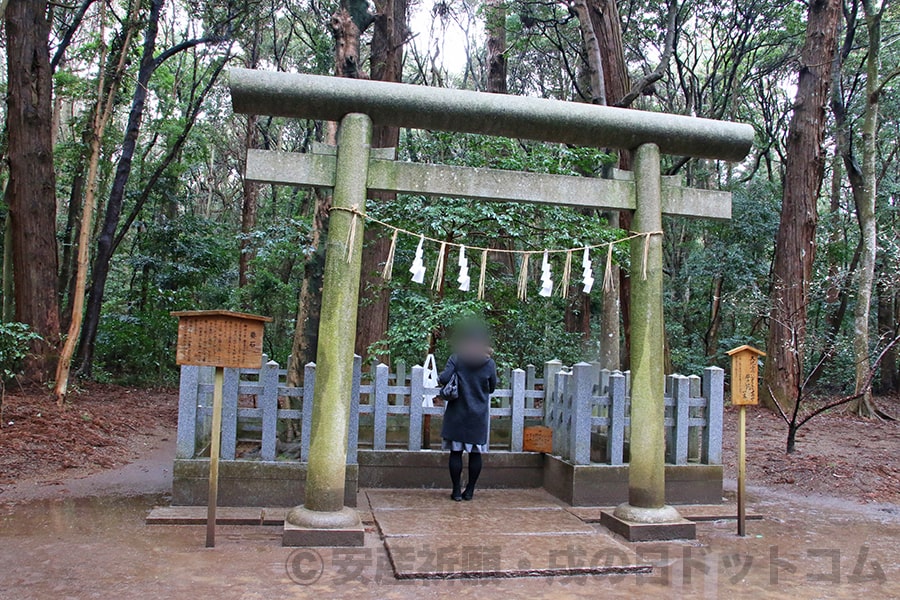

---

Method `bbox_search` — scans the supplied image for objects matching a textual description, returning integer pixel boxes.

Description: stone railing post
[607,371,626,466]
[373,363,389,450]
[176,365,200,459]
[511,368,526,452]
[300,362,316,462]
[702,366,724,465]
[408,365,424,451]
[259,360,280,461]
[571,362,594,465]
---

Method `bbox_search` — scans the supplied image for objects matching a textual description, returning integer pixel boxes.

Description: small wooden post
[207,366,224,547]
[172,310,272,548]
[726,344,765,537]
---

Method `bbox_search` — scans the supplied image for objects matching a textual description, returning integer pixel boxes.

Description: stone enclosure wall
[172,357,724,506]
[175,356,723,466]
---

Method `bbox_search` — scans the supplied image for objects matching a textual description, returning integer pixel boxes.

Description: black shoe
[451,490,463,502]
[462,487,474,501]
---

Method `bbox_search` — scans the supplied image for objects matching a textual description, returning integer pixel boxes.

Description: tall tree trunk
[819,9,861,386]
[849,0,882,417]
[288,182,334,383]
[566,0,611,345]
[589,0,629,368]
[704,275,724,358]
[239,114,260,290]
[238,27,261,291]
[824,144,843,307]
[353,0,407,363]
[568,0,622,348]
[599,213,620,369]
[572,0,605,104]
[876,285,898,392]
[2,213,13,322]
[594,0,677,368]
[55,0,139,404]
[485,0,506,94]
[77,0,165,376]
[763,0,840,412]
[59,159,85,327]
[589,0,628,114]
[5,0,61,382]
[288,1,372,385]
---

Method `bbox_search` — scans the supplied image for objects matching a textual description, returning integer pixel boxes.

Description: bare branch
[801,346,835,391]
[614,0,679,108]
[875,65,900,95]
[797,335,900,428]
[153,35,228,70]
[766,383,791,425]
[51,0,97,71]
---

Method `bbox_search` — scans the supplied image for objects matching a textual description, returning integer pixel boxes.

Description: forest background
[1,0,898,426]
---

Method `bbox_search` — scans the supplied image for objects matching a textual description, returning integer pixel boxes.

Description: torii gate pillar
[599,143,697,540]
[283,114,371,547]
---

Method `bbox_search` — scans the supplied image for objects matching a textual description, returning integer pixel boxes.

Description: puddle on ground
[1,494,169,536]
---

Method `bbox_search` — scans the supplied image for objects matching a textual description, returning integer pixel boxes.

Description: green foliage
[33,0,900,394]
[373,286,587,375]
[92,214,236,383]
[0,322,41,384]
[234,217,312,362]
[93,300,180,385]
[370,292,488,365]
[368,129,623,372]
[488,302,587,371]
[662,179,780,373]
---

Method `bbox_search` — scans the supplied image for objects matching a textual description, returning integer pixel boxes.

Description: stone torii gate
[229,69,753,546]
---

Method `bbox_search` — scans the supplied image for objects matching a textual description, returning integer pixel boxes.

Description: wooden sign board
[726,345,766,406]
[172,310,272,369]
[523,426,553,453]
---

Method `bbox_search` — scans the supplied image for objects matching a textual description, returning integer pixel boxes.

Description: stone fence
[175,356,723,468]
[544,362,724,466]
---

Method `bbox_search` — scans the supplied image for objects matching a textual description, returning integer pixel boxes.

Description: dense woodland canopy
[0,0,898,422]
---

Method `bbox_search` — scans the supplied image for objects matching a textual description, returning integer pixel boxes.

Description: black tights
[449,450,483,494]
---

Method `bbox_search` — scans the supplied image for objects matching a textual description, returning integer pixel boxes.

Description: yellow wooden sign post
[726,344,765,537]
[172,310,272,547]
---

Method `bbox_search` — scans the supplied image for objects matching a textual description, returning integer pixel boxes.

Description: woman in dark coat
[438,328,497,501]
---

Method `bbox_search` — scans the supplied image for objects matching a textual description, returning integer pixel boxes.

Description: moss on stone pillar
[302,113,372,514]
[625,143,666,509]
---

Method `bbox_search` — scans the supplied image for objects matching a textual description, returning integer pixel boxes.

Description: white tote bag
[422,353,440,407]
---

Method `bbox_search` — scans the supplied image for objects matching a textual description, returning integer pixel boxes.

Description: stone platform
[145,502,759,527]
[599,510,697,542]
[146,506,375,526]
[172,453,724,507]
[146,489,770,575]
[366,489,651,579]
[565,503,763,523]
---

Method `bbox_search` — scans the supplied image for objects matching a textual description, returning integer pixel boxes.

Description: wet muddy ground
[1,481,897,599]
[1,392,897,599]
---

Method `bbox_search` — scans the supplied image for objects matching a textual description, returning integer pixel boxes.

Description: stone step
[566,504,763,523]
[383,533,651,579]
[146,506,374,526]
[365,487,565,511]
[374,503,595,538]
